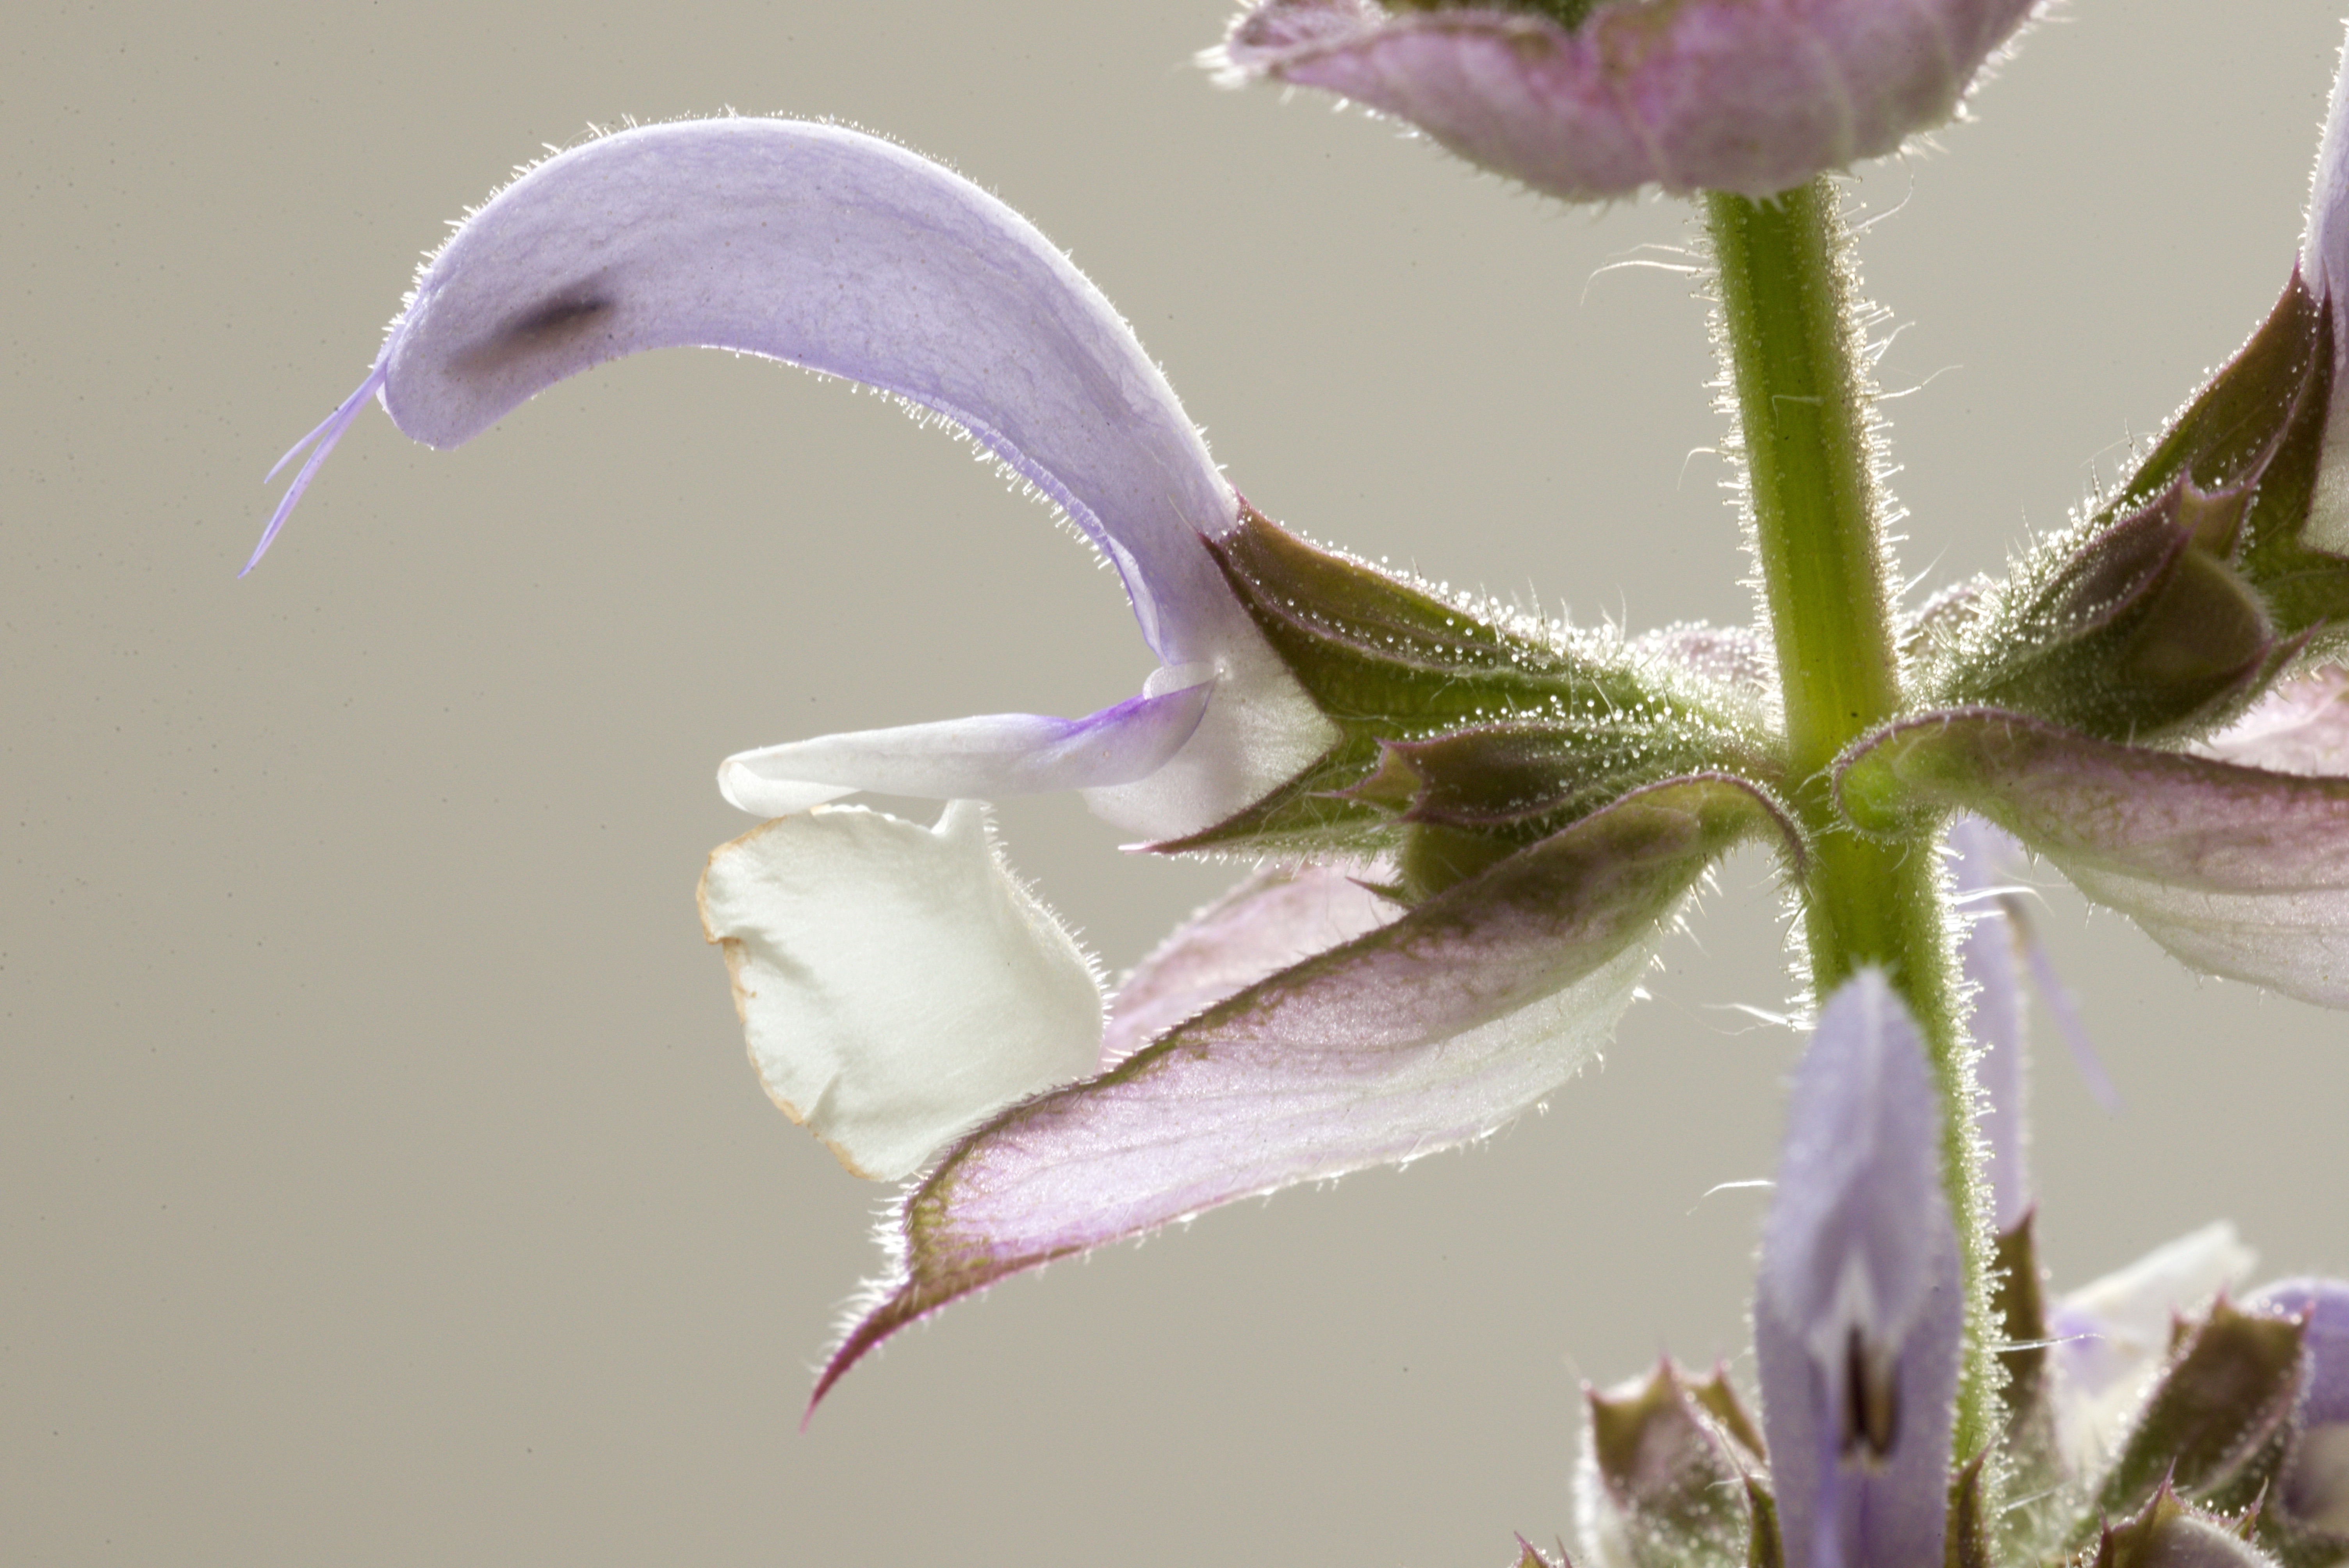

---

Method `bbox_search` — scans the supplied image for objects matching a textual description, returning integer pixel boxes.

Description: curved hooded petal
[696,801,1106,1183]
[1211,0,2038,203]
[811,773,1797,1408]
[2047,1222,2257,1475]
[1754,971,1964,1568]
[1838,709,2349,1007]
[256,118,1335,838]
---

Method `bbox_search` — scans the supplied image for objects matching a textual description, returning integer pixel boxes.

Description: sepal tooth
[1577,1360,1759,1568]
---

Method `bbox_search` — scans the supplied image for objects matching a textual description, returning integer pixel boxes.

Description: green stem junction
[1704,181,1995,1465]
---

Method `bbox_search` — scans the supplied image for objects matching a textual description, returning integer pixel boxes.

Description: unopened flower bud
[1934,479,2283,743]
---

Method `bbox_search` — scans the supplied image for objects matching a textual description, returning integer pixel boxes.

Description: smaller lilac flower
[1209,0,2040,202]
[1754,971,1965,1568]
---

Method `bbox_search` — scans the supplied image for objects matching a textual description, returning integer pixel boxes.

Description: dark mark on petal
[454,289,615,374]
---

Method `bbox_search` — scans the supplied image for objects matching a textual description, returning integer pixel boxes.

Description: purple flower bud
[1754,972,1964,1568]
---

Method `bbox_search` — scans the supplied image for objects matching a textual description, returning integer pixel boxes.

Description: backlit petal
[696,801,1103,1183]
[258,118,1335,836]
[716,672,1213,820]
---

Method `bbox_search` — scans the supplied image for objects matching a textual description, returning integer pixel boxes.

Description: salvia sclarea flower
[253,114,1812,1381]
[1208,0,2041,201]
[255,15,2349,1429]
[1565,975,1964,1568]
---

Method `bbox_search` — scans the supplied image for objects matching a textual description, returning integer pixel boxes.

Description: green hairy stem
[1703,183,1994,1466]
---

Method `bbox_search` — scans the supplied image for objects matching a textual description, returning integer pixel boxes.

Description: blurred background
[7,2,2343,1562]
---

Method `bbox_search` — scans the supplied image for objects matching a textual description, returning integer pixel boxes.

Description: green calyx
[2092,1487,2276,1568]
[2087,1299,2305,1537]
[1927,274,2349,745]
[1187,509,1780,896]
[1928,479,2285,742]
[1987,1215,2074,1566]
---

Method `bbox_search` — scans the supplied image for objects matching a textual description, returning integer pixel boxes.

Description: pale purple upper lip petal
[277,119,1240,664]
[255,118,1340,836]
[1214,0,2040,202]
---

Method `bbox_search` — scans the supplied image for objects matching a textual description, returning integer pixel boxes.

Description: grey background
[7,2,2344,1563]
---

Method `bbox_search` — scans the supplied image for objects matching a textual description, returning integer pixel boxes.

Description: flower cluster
[257,3,2349,1563]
